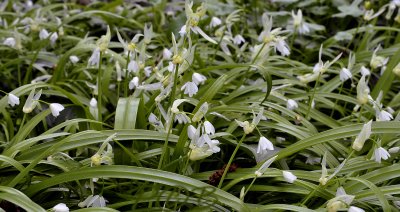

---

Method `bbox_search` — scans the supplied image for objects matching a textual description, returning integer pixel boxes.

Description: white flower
[129,77,139,90]
[297,72,320,84]
[348,206,365,212]
[137,82,162,91]
[8,93,19,107]
[128,60,139,73]
[50,32,58,45]
[389,147,400,154]
[356,74,370,105]
[340,68,352,82]
[39,29,49,40]
[255,156,277,177]
[286,99,298,110]
[282,171,297,183]
[149,113,164,131]
[360,66,370,76]
[23,89,42,113]
[203,121,215,135]
[192,73,207,85]
[88,48,101,67]
[171,99,188,114]
[163,48,172,60]
[236,108,265,134]
[179,25,187,37]
[187,125,198,139]
[167,61,175,72]
[319,152,347,185]
[291,10,310,34]
[313,45,342,74]
[49,103,65,117]
[3,37,16,47]
[78,195,107,208]
[377,109,393,121]
[90,98,97,108]
[210,17,222,28]
[175,113,191,124]
[233,34,245,45]
[370,46,389,69]
[143,23,153,44]
[53,203,69,212]
[257,137,274,154]
[327,187,355,212]
[181,81,198,97]
[352,120,372,151]
[274,37,290,56]
[69,55,79,64]
[374,147,390,163]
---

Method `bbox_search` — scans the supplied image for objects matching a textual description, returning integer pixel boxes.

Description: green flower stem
[209,26,226,64]
[157,113,176,170]
[97,51,103,129]
[330,82,344,117]
[242,176,257,199]
[218,133,246,189]
[167,64,181,109]
[124,51,131,97]
[306,73,321,120]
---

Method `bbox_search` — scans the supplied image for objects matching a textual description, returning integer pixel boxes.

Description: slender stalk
[242,177,257,199]
[208,26,226,64]
[124,51,131,97]
[235,43,266,90]
[157,113,176,170]
[306,73,321,119]
[218,133,246,189]
[330,82,344,117]
[97,51,103,129]
[167,64,180,109]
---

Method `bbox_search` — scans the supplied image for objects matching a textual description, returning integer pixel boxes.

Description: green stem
[97,51,103,129]
[124,51,131,97]
[235,43,266,90]
[306,73,321,120]
[242,177,257,199]
[218,133,246,189]
[157,113,176,170]
[167,64,180,109]
[358,105,364,123]
[330,82,344,117]
[209,26,226,64]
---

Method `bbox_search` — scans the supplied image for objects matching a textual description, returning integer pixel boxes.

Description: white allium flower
[340,68,352,82]
[274,37,290,56]
[282,171,297,183]
[129,77,139,90]
[50,32,58,45]
[377,109,393,121]
[286,99,298,110]
[192,73,207,85]
[257,136,274,154]
[69,55,79,64]
[356,74,370,105]
[128,60,139,73]
[88,48,101,67]
[143,23,153,44]
[352,120,372,151]
[49,103,65,117]
[144,66,152,77]
[374,147,390,163]
[3,37,16,47]
[78,195,107,208]
[203,121,215,135]
[348,206,365,212]
[39,29,49,40]
[210,17,222,28]
[181,81,198,97]
[236,108,265,134]
[8,93,20,107]
[53,203,69,212]
[360,66,370,76]
[163,48,172,60]
[171,99,188,114]
[233,34,245,45]
[255,156,277,177]
[90,98,97,108]
[327,187,355,212]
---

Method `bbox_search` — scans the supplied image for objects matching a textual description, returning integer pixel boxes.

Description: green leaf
[0,186,45,212]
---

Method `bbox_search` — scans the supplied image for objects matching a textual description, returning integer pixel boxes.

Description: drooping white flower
[187,125,198,140]
[233,34,245,45]
[274,37,290,56]
[181,81,198,97]
[129,77,139,90]
[90,98,97,108]
[377,109,393,121]
[88,47,101,67]
[286,99,298,110]
[192,73,207,85]
[175,113,191,124]
[203,121,215,135]
[360,66,370,76]
[143,23,153,44]
[78,195,107,208]
[257,136,274,154]
[23,89,42,113]
[128,60,139,73]
[210,17,222,28]
[255,156,277,177]
[291,10,310,34]
[8,93,19,107]
[389,146,400,154]
[319,152,347,185]
[313,45,342,74]
[179,25,187,37]
[49,103,65,117]
[3,37,16,47]
[327,187,355,212]
[356,75,370,105]
[50,32,58,45]
[236,108,265,134]
[282,171,297,183]
[149,113,164,131]
[352,120,372,151]
[374,147,390,163]
[340,68,352,82]
[171,99,188,114]
[370,46,389,69]
[39,28,49,40]
[348,206,365,212]
[53,203,69,212]
[163,48,172,60]
[69,55,79,64]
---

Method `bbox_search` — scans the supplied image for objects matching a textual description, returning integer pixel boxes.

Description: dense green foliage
[1,0,400,211]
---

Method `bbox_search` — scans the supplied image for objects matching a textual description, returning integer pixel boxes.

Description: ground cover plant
[1,0,400,211]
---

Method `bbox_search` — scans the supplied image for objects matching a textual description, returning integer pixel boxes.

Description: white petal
[8,93,20,107]
[203,121,215,135]
[286,99,298,110]
[282,171,297,183]
[181,81,198,97]
[90,98,97,108]
[49,103,65,117]
[53,203,69,212]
